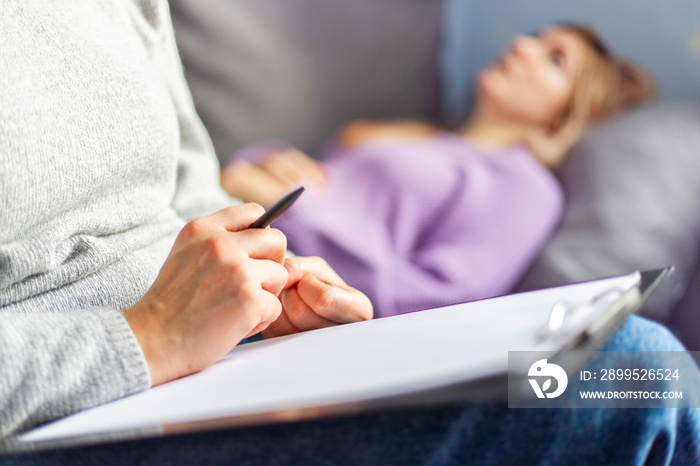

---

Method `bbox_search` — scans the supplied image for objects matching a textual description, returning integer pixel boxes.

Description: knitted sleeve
[0,309,150,438]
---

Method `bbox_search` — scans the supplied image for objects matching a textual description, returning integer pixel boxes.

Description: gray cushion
[517,104,700,322]
[169,0,442,166]
[669,267,700,349]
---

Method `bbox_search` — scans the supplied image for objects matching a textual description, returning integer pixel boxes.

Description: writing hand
[124,203,288,386]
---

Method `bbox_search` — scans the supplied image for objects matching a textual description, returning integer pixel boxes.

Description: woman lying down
[222,24,655,318]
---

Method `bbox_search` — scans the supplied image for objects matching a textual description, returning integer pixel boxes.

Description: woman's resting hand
[262,256,374,338]
[221,149,326,207]
[257,149,326,193]
[124,203,288,386]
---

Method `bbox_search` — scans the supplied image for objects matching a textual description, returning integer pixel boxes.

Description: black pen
[248,185,306,229]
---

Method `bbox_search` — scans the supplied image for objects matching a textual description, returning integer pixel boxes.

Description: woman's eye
[549,50,564,67]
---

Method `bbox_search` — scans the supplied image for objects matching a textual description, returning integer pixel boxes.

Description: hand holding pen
[124,184,371,387]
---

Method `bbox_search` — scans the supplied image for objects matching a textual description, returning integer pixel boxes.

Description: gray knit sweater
[0,0,234,437]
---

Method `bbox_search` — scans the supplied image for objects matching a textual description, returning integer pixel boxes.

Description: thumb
[297,274,372,323]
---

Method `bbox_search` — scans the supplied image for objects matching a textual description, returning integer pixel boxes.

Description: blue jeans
[3,316,699,465]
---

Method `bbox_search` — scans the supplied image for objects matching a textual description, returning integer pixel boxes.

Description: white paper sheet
[21,272,640,443]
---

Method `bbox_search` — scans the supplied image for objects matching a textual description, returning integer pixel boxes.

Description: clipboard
[6,268,673,454]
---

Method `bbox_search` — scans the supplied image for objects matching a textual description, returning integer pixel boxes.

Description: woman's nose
[511,35,542,58]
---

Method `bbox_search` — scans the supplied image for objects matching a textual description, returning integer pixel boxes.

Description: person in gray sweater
[0,0,372,439]
[2,1,700,464]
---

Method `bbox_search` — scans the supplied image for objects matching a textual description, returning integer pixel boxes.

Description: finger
[242,291,284,338]
[284,256,344,288]
[176,204,266,252]
[234,228,288,264]
[261,309,301,339]
[208,203,267,232]
[297,274,373,324]
[244,322,269,340]
[280,286,338,331]
[247,259,289,296]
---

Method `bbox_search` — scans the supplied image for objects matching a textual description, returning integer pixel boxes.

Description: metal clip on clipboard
[532,269,673,380]
[538,287,629,340]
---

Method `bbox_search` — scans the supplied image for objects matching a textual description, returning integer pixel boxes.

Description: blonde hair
[551,23,656,132]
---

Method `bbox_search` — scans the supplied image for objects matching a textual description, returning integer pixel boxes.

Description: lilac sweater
[270,134,563,317]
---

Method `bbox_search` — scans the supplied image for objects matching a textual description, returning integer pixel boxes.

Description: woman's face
[476,27,588,128]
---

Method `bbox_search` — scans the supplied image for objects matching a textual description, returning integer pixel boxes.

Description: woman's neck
[456,108,531,150]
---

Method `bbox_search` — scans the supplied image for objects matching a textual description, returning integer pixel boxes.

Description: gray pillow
[517,104,700,322]
[169,0,442,166]
[669,267,700,350]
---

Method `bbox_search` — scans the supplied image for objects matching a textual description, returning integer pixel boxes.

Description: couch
[168,0,700,350]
